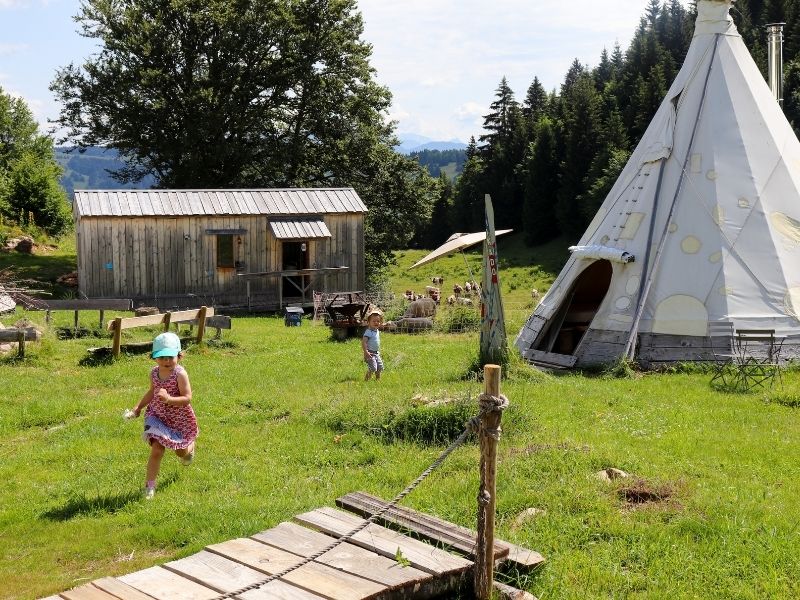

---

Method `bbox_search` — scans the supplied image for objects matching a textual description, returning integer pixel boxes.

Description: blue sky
[0,0,689,143]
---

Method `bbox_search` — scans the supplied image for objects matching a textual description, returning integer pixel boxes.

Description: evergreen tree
[555,73,601,237]
[452,155,485,232]
[427,172,454,246]
[522,118,560,244]
[523,77,548,126]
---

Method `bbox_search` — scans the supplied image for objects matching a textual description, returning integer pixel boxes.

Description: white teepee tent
[516,0,800,368]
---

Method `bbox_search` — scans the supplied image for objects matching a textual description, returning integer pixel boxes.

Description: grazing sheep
[431,276,444,285]
[404,297,437,318]
[464,281,472,293]
[453,283,463,297]
[447,295,456,305]
[425,286,441,303]
[457,297,473,306]
[531,288,540,300]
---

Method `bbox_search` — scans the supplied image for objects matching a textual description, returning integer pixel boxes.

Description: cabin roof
[73,188,368,218]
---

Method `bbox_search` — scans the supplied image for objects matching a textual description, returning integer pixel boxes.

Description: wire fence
[316,292,537,335]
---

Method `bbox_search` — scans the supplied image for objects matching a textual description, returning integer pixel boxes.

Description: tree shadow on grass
[40,473,178,521]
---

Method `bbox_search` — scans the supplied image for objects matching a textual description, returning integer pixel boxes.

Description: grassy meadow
[1,236,800,599]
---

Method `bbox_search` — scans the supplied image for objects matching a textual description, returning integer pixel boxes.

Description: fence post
[475,363,502,599]
[196,306,207,344]
[163,311,172,332]
[17,329,25,359]
[112,317,123,359]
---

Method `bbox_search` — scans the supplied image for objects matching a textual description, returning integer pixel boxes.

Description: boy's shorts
[365,351,384,373]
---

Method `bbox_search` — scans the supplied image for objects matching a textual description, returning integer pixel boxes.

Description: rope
[210,393,509,600]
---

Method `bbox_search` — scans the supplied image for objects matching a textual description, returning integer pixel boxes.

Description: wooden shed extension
[73,188,368,309]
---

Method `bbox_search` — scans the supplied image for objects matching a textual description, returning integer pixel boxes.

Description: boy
[362,309,384,381]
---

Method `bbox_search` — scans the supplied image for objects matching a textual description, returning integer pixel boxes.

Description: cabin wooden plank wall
[76,213,364,306]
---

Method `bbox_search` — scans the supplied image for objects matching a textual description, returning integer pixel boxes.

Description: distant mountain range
[55,147,155,197]
[395,133,468,154]
[57,134,467,195]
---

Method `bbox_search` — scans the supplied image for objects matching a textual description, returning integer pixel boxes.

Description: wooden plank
[37,299,133,311]
[251,522,431,589]
[294,508,472,576]
[91,577,158,600]
[59,584,119,600]
[109,308,216,331]
[118,566,219,600]
[522,349,577,368]
[206,537,386,600]
[163,550,324,599]
[172,315,231,330]
[0,328,41,342]
[493,581,539,600]
[336,493,543,572]
[335,492,508,561]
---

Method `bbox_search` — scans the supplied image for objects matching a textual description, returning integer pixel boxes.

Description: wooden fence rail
[107,307,213,358]
[33,298,134,329]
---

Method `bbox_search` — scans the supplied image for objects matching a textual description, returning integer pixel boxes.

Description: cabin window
[216,235,235,269]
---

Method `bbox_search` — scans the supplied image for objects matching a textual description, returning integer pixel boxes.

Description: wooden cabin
[72,188,367,309]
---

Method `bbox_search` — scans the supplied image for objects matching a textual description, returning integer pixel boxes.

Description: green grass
[1,239,800,599]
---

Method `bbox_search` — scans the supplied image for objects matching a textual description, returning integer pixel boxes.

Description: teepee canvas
[516,0,800,368]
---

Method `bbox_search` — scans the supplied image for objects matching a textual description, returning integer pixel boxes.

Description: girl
[362,309,384,381]
[129,332,198,499]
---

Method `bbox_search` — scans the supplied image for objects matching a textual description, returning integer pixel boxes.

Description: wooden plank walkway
[41,500,543,600]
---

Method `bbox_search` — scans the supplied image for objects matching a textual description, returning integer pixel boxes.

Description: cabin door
[541,259,613,356]
[281,241,309,302]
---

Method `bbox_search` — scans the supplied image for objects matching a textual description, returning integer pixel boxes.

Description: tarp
[408,229,513,270]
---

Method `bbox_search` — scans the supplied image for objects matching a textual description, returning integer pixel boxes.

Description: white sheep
[447,295,456,305]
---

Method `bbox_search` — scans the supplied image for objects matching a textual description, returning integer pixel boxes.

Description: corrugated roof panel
[140,191,154,216]
[269,218,332,239]
[70,189,366,217]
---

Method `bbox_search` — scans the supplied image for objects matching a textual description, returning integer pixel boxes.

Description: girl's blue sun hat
[152,332,181,358]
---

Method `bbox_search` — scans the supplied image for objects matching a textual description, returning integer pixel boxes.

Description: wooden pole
[17,329,25,359]
[112,317,123,359]
[163,311,172,332]
[196,306,207,344]
[475,364,502,599]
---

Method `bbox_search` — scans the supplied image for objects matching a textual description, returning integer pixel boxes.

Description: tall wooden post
[17,329,25,359]
[196,306,208,344]
[475,364,502,599]
[112,318,123,359]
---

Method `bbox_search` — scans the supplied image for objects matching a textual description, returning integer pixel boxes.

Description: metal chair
[707,321,735,388]
[732,329,784,392]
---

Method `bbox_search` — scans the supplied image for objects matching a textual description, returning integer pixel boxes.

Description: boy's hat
[152,332,181,358]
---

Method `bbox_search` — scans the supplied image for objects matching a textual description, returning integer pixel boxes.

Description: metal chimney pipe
[767,22,786,107]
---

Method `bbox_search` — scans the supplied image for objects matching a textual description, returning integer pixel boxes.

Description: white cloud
[0,43,28,55]
[0,0,57,8]
[357,0,692,140]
